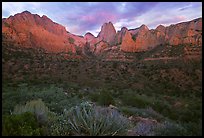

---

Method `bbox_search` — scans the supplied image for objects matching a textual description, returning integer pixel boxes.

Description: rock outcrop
[94,41,109,55]
[120,28,136,52]
[97,22,116,45]
[115,27,128,45]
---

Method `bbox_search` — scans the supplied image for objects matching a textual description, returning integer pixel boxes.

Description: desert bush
[13,99,49,125]
[64,102,130,136]
[89,90,115,106]
[121,94,151,108]
[68,37,75,44]
[4,22,10,27]
[120,106,164,121]
[151,100,171,116]
[153,121,188,136]
[2,112,42,136]
[98,91,115,106]
[89,92,99,102]
[132,35,136,41]
[182,121,202,136]
[46,112,71,136]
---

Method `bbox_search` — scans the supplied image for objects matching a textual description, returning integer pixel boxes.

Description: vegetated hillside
[2,39,202,136]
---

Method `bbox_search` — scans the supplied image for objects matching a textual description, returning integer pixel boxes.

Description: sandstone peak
[97,21,116,45]
[42,15,57,24]
[156,25,166,32]
[121,27,128,32]
[2,11,75,53]
[84,32,95,42]
[121,29,136,52]
[100,21,115,31]
[85,32,94,37]
[156,24,165,29]
[104,21,114,26]
[139,24,149,31]
[21,10,32,15]
[136,24,149,37]
[42,15,50,19]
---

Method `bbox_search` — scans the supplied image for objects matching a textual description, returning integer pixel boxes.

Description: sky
[2,2,202,36]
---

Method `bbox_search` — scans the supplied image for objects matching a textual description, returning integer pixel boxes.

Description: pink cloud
[175,15,186,21]
[81,11,117,24]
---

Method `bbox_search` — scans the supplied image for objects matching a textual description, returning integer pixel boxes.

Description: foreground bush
[89,90,115,106]
[121,94,151,108]
[98,91,115,106]
[46,112,71,136]
[153,121,188,136]
[64,102,130,136]
[13,99,49,125]
[2,112,42,136]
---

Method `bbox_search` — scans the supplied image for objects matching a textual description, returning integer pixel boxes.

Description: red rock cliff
[2,11,75,53]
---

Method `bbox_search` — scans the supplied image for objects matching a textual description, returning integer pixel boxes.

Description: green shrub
[182,121,202,136]
[151,100,171,117]
[13,99,49,125]
[120,106,164,121]
[98,91,115,106]
[46,112,71,136]
[89,93,99,102]
[68,37,75,44]
[121,94,151,108]
[64,102,130,136]
[2,112,42,136]
[153,121,188,136]
[3,22,10,27]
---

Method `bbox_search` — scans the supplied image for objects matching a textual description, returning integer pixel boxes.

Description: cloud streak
[2,2,202,36]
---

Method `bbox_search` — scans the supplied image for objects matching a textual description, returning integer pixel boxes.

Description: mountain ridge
[2,11,202,56]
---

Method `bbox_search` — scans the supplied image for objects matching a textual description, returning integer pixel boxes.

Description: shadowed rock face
[115,27,128,45]
[97,22,116,46]
[2,11,202,55]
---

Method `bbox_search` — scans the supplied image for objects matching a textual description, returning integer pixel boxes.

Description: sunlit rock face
[165,18,202,46]
[120,28,136,52]
[2,11,76,53]
[120,18,202,52]
[97,22,116,46]
[2,10,202,55]
[121,24,165,52]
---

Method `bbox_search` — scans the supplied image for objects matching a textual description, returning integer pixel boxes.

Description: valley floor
[2,43,202,136]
